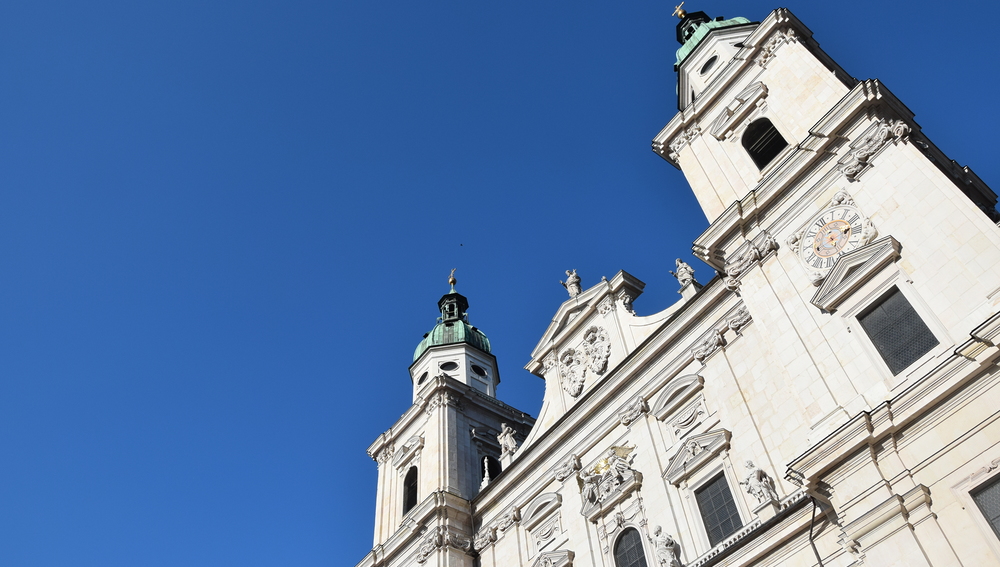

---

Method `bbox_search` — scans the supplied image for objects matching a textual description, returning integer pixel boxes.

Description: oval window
[700,55,718,75]
[417,372,428,385]
[471,364,487,377]
[440,361,459,371]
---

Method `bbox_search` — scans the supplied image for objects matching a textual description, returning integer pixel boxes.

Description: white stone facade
[356,8,1000,567]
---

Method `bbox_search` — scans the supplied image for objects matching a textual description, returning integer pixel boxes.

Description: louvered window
[696,473,742,547]
[973,476,1000,540]
[858,288,938,375]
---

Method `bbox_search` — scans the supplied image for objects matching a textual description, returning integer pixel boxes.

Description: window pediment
[392,435,423,471]
[709,82,768,141]
[811,236,901,311]
[663,429,731,486]
[652,374,704,421]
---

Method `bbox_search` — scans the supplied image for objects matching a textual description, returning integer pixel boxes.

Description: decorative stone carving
[650,526,683,567]
[561,269,582,298]
[723,244,759,292]
[667,125,701,162]
[496,507,521,533]
[559,348,586,397]
[480,457,491,491]
[553,454,582,482]
[374,446,394,465]
[582,326,611,375]
[596,297,615,315]
[670,259,696,287]
[531,550,574,567]
[392,435,423,470]
[726,306,752,335]
[425,391,463,414]
[596,498,644,552]
[663,429,731,486]
[579,446,642,521]
[619,395,650,427]
[670,401,704,437]
[755,28,797,68]
[532,513,562,551]
[543,352,558,373]
[416,526,473,563]
[619,292,635,315]
[838,118,911,180]
[474,525,497,551]
[741,460,780,504]
[498,423,519,457]
[690,329,725,364]
[652,374,704,422]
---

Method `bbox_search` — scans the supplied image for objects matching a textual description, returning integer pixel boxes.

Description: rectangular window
[695,473,742,547]
[858,288,938,375]
[973,476,1000,540]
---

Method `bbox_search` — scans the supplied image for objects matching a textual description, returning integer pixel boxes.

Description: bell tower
[362,273,534,567]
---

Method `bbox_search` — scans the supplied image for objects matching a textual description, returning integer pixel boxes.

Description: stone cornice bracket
[691,329,725,364]
[553,453,582,482]
[838,118,912,181]
[723,232,778,292]
[754,26,798,68]
[618,395,650,427]
[415,526,474,564]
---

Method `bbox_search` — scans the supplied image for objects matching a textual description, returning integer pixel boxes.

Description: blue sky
[0,1,997,565]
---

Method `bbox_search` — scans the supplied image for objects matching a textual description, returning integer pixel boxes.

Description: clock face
[799,205,865,271]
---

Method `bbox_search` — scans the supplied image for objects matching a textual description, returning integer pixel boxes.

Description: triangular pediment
[527,271,645,373]
[811,236,901,311]
[531,550,574,567]
[709,81,768,140]
[663,428,731,486]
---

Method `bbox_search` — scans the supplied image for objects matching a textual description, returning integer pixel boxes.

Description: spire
[448,268,457,293]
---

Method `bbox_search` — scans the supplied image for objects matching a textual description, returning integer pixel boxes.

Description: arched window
[402,466,418,514]
[482,456,502,483]
[742,118,788,170]
[614,528,648,567]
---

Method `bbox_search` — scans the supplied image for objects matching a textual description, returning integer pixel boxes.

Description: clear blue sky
[0,1,996,565]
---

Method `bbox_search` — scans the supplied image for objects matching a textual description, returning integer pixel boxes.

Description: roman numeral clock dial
[797,204,870,279]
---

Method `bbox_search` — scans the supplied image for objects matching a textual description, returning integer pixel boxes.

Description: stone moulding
[415,526,473,564]
[552,454,582,482]
[652,374,704,421]
[709,82,768,141]
[663,429,731,486]
[810,236,901,311]
[392,435,423,471]
[618,395,650,427]
[837,118,911,181]
[531,549,574,567]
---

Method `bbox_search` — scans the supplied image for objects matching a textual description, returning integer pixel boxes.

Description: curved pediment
[522,492,562,530]
[652,374,704,421]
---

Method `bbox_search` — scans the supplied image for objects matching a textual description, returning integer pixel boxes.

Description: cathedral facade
[356,8,1000,567]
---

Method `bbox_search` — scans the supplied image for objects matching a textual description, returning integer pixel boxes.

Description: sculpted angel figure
[669,258,695,287]
[604,448,631,479]
[650,526,682,567]
[579,470,602,504]
[741,460,779,504]
[497,423,518,456]
[560,269,582,297]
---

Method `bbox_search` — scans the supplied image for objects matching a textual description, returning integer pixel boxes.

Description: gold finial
[448,268,457,291]
[672,2,687,19]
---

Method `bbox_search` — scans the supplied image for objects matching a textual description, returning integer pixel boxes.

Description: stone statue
[604,448,631,479]
[741,460,779,504]
[579,470,601,504]
[650,526,682,567]
[560,269,582,297]
[670,258,695,287]
[498,423,518,456]
[479,456,491,490]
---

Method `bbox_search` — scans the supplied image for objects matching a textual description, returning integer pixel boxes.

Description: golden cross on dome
[672,2,687,19]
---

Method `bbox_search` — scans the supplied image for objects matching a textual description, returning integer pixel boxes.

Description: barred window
[742,118,788,170]
[696,473,742,547]
[858,288,938,375]
[973,476,1000,540]
[614,528,648,567]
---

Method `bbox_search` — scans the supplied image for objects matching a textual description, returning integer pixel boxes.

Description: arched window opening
[402,467,418,515]
[482,456,502,483]
[614,528,648,567]
[742,118,788,170]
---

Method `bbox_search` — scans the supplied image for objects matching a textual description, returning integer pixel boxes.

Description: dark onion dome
[413,291,491,362]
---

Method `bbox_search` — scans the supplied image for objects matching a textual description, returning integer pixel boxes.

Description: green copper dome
[412,291,491,362]
[673,11,752,68]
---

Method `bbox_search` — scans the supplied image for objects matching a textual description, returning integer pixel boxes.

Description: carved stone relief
[582,326,611,375]
[558,348,586,397]
[424,391,463,415]
[723,233,777,292]
[663,429,731,486]
[597,297,615,315]
[618,395,650,427]
[596,498,646,554]
[691,330,725,364]
[579,446,642,521]
[755,28,797,68]
[416,526,473,563]
[667,125,701,162]
[670,399,705,437]
[531,550,574,567]
[838,118,911,180]
[553,454,582,482]
[726,306,752,335]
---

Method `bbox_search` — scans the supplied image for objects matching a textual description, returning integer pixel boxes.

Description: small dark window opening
[402,466,418,514]
[973,476,1000,540]
[742,118,788,170]
[700,55,718,75]
[482,456,502,482]
[695,473,742,547]
[858,288,939,375]
[613,527,648,567]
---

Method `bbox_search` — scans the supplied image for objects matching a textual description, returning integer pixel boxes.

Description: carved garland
[559,325,612,398]
[723,232,778,292]
[416,526,473,563]
[618,396,650,427]
[838,118,911,180]
[553,454,582,482]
